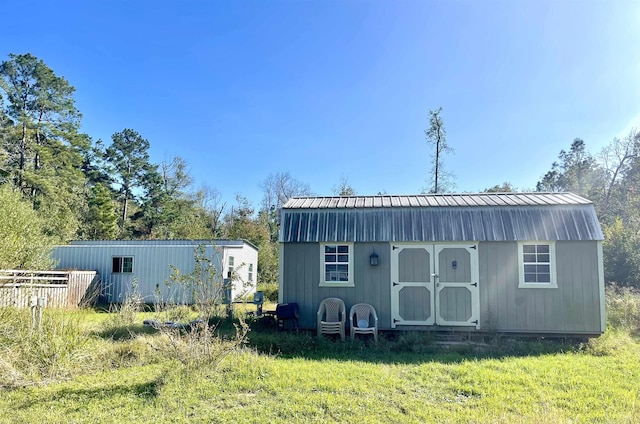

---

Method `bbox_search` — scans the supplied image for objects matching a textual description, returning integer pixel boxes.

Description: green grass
[1,291,639,423]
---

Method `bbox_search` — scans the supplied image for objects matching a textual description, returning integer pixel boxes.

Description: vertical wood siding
[67,271,100,306]
[479,241,601,334]
[282,242,391,329]
[283,240,602,334]
[0,271,97,308]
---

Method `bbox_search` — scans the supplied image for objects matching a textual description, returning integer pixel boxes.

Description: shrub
[606,285,640,335]
[147,319,250,369]
[257,283,278,302]
[0,185,54,269]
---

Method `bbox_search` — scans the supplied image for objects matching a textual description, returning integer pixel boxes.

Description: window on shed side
[112,256,133,273]
[518,242,557,288]
[248,263,254,282]
[320,243,354,287]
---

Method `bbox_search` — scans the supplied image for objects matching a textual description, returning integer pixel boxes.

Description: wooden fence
[0,270,99,308]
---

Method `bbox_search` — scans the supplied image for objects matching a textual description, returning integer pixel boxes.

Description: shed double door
[390,243,479,328]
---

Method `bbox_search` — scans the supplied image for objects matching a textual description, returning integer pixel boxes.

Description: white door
[391,243,479,328]
[390,244,435,326]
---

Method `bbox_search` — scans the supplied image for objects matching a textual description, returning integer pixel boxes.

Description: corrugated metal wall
[52,243,227,304]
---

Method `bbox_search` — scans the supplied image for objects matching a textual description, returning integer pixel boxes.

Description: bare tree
[261,171,313,211]
[161,156,193,197]
[332,175,356,196]
[424,107,455,193]
[600,129,639,210]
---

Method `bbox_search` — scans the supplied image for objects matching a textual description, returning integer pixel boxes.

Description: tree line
[2,53,640,288]
[0,53,313,285]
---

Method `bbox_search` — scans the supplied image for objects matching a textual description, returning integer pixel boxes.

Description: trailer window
[518,242,557,288]
[228,256,234,278]
[112,256,133,273]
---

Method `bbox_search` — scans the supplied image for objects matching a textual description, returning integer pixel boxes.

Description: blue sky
[2,1,639,208]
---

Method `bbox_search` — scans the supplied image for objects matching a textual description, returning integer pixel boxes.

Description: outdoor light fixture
[369,251,379,267]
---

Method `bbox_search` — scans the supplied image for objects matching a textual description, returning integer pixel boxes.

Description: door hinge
[392,245,400,250]
[471,282,478,287]
[392,282,399,287]
[470,245,477,250]
[393,318,400,324]
[471,320,478,325]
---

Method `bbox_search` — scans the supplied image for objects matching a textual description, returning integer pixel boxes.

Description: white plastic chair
[349,303,379,343]
[317,298,346,341]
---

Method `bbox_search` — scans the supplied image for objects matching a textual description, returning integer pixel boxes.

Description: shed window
[112,256,133,273]
[518,242,557,288]
[248,263,254,282]
[320,243,354,287]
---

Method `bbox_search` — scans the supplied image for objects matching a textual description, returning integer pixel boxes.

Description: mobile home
[53,239,258,304]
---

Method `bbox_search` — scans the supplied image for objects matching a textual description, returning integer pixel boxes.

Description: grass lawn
[1,298,640,423]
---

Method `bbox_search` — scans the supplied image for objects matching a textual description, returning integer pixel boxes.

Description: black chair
[275,302,299,331]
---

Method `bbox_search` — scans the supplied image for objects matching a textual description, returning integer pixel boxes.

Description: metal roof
[279,193,603,242]
[282,192,592,209]
[66,239,259,251]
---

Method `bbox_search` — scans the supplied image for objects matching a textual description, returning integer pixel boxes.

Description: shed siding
[282,242,391,329]
[283,240,602,333]
[479,241,601,334]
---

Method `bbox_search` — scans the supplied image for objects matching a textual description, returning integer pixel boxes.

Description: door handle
[431,273,438,278]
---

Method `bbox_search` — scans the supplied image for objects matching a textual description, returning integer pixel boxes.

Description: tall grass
[0,308,93,388]
[606,285,640,334]
[1,285,639,391]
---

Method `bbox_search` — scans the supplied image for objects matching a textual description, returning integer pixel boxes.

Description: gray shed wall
[479,241,602,334]
[281,241,603,334]
[281,242,391,329]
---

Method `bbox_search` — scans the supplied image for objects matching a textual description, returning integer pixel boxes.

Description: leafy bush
[0,185,54,269]
[257,282,278,302]
[603,219,640,288]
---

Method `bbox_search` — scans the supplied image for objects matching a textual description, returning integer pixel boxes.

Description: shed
[279,193,605,335]
[52,239,258,304]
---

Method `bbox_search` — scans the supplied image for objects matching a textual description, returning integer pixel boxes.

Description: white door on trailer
[391,243,479,328]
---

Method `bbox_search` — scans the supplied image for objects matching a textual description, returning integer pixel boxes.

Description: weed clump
[0,308,93,388]
[606,285,640,335]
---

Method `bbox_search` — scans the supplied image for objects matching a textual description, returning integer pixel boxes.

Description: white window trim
[517,242,557,289]
[319,242,354,287]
